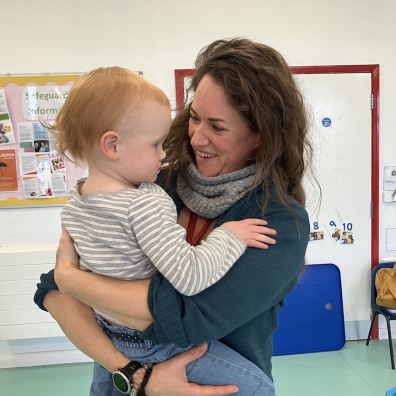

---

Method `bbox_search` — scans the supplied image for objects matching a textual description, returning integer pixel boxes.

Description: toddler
[50,67,275,395]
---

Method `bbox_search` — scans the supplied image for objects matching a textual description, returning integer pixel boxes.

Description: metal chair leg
[366,312,378,346]
[385,316,395,370]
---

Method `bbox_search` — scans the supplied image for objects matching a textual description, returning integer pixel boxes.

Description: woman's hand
[54,228,80,292]
[145,344,239,396]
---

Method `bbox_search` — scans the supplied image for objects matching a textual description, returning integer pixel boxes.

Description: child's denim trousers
[90,315,275,396]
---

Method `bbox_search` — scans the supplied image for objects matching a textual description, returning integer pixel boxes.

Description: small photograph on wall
[0,119,15,145]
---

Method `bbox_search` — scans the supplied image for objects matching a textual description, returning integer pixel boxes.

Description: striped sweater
[61,180,246,302]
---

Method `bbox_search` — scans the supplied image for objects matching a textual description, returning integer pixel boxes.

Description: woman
[35,37,311,395]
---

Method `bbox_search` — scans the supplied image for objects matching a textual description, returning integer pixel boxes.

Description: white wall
[1,0,395,365]
[0,0,395,256]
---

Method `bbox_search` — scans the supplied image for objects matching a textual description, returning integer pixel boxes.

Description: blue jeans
[91,316,275,396]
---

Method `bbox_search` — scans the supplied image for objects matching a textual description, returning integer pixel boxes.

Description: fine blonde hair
[51,66,169,163]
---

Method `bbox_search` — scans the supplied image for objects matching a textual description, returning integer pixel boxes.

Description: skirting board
[0,349,92,369]
[0,336,92,369]
[2,320,396,368]
[345,320,371,340]
[345,319,396,340]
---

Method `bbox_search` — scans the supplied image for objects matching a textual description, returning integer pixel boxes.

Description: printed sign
[383,166,396,191]
[22,86,71,121]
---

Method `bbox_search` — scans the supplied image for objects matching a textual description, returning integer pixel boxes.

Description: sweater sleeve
[131,191,246,296]
[141,202,310,346]
[33,269,58,311]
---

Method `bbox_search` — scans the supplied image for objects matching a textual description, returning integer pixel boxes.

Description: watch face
[113,371,130,393]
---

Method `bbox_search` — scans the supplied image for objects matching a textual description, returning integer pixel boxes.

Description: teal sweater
[34,175,309,380]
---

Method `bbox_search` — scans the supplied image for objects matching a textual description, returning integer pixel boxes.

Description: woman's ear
[247,133,261,161]
[100,131,120,160]
[253,133,261,149]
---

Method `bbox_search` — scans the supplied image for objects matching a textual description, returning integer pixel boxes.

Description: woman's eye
[212,124,224,132]
[189,114,199,122]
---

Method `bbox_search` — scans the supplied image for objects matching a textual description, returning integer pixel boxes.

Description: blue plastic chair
[273,263,345,355]
[385,385,396,396]
[366,262,396,370]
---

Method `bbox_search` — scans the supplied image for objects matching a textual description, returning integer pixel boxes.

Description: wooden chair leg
[385,316,395,370]
[366,312,377,346]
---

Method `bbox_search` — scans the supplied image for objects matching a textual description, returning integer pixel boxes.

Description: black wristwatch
[112,360,144,394]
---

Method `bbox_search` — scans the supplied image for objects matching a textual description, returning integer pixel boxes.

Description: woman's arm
[47,233,239,396]
[44,290,129,372]
[55,203,308,345]
[54,230,152,330]
[143,204,310,345]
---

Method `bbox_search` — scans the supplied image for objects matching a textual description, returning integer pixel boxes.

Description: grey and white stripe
[62,181,246,298]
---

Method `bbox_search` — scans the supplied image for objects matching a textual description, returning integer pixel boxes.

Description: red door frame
[291,65,380,338]
[175,65,380,337]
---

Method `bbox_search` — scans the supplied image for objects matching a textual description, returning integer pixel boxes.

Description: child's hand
[222,219,277,249]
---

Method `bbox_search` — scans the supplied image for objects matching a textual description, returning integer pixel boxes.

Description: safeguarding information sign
[22,86,71,121]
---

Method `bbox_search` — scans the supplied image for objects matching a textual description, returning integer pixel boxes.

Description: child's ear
[100,131,120,160]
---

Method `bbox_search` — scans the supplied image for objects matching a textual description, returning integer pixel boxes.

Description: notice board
[0,74,86,207]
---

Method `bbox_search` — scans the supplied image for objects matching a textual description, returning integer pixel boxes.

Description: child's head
[53,66,170,164]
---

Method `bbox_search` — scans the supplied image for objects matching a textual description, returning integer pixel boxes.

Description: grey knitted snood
[176,163,256,219]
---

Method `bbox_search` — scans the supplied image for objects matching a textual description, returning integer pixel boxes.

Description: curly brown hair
[164,38,313,211]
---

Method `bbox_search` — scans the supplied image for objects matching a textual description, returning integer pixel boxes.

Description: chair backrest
[273,263,345,355]
[371,262,396,308]
[385,385,396,396]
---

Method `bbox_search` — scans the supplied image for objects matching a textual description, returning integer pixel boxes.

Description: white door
[295,72,372,340]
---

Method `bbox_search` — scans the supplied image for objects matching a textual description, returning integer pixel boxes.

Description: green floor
[1,340,395,395]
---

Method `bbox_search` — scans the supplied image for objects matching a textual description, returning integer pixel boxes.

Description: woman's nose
[159,147,166,161]
[190,124,209,146]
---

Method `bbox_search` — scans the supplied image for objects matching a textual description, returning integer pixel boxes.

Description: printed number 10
[343,223,353,231]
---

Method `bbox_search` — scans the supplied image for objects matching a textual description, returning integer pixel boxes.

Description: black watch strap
[113,361,144,394]
[138,365,153,396]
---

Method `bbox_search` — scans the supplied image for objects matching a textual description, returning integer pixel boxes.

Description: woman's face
[188,74,260,177]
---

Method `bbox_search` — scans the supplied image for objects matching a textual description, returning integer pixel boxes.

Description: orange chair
[366,262,396,370]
